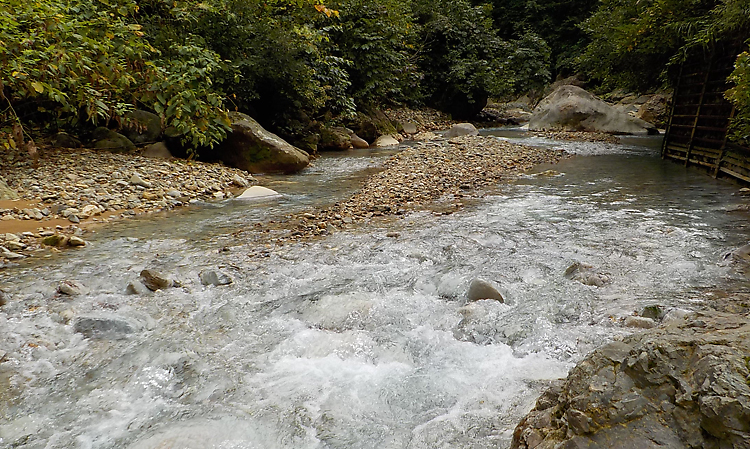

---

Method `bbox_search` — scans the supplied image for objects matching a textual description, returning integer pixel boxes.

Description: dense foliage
[1,0,748,150]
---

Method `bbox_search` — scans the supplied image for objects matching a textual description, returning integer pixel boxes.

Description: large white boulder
[529,85,657,134]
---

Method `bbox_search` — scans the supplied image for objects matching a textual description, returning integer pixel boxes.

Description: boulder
[511,312,750,449]
[57,280,87,296]
[350,134,370,149]
[237,186,280,200]
[50,132,81,148]
[350,109,398,143]
[92,127,136,153]
[445,123,479,138]
[529,86,657,134]
[318,126,352,151]
[141,142,172,159]
[209,112,309,174]
[122,109,162,145]
[636,94,670,128]
[373,135,400,147]
[129,173,152,188]
[139,269,173,291]
[467,278,504,302]
[400,121,418,134]
[0,176,19,200]
[199,269,233,286]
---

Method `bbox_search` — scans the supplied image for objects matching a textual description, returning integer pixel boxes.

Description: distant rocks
[530,86,657,135]
[141,142,172,159]
[445,123,479,138]
[121,110,162,145]
[512,311,750,449]
[92,127,136,153]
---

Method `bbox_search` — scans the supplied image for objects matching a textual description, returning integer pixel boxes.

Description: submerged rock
[511,311,750,449]
[564,262,610,287]
[467,278,504,302]
[199,269,233,286]
[73,315,139,340]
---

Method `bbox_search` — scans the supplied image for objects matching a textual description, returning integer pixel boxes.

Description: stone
[5,240,26,251]
[401,121,418,134]
[57,280,86,296]
[0,289,7,306]
[467,278,504,302]
[237,186,280,200]
[80,204,101,218]
[126,281,150,295]
[208,112,310,174]
[0,176,19,200]
[3,233,20,242]
[68,236,86,247]
[636,94,670,128]
[564,262,610,287]
[141,142,172,159]
[199,269,233,286]
[373,135,400,147]
[129,173,152,188]
[623,315,657,329]
[139,269,173,291]
[511,312,750,449]
[92,127,136,153]
[73,315,138,340]
[529,86,658,134]
[41,235,64,246]
[351,134,370,149]
[68,215,80,224]
[232,174,250,188]
[318,126,353,151]
[640,305,666,320]
[0,247,24,259]
[121,109,162,145]
[50,132,81,148]
[351,109,398,143]
[445,123,479,138]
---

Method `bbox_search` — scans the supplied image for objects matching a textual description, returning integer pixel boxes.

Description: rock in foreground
[210,112,310,174]
[530,86,657,135]
[511,311,750,449]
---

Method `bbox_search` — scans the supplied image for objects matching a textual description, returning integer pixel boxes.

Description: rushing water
[2,131,750,449]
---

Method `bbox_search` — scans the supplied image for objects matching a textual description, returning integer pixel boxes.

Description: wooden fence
[662,39,750,183]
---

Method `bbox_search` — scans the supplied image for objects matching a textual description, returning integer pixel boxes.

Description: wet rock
[199,269,233,286]
[73,315,139,340]
[41,234,64,246]
[237,186,280,200]
[0,246,24,259]
[373,135,400,147]
[511,311,750,449]
[564,262,610,287]
[623,315,656,329]
[0,289,7,306]
[319,126,352,151]
[68,236,86,247]
[142,142,172,159]
[139,269,173,291]
[467,278,504,302]
[209,112,310,174]
[640,305,666,320]
[57,280,87,296]
[445,123,479,138]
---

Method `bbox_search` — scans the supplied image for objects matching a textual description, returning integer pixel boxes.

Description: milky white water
[2,131,750,449]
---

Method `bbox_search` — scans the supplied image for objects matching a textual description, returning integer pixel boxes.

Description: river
[2,131,749,448]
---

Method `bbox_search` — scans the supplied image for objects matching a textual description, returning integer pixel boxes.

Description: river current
[2,131,749,448]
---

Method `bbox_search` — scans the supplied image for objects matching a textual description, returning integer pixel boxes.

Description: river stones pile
[244,135,566,246]
[531,131,621,144]
[0,147,254,222]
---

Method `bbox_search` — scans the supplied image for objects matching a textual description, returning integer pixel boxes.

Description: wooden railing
[662,39,750,183]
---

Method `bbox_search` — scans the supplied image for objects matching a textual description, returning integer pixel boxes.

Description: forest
[0,0,748,152]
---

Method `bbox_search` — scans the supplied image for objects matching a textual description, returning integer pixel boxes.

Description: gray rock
[5,240,26,251]
[351,134,370,149]
[139,269,173,291]
[623,315,656,329]
[511,312,750,449]
[0,176,19,200]
[122,110,162,145]
[141,142,172,159]
[73,315,139,340]
[129,173,152,188]
[530,86,657,134]
[231,174,249,188]
[57,280,86,296]
[199,269,233,286]
[640,305,666,320]
[373,135,400,147]
[208,112,309,174]
[0,246,24,259]
[319,126,352,151]
[401,121,418,134]
[50,132,81,148]
[126,280,150,295]
[445,123,479,138]
[68,214,80,224]
[467,278,504,302]
[92,127,136,153]
[564,262,610,287]
[68,236,86,247]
